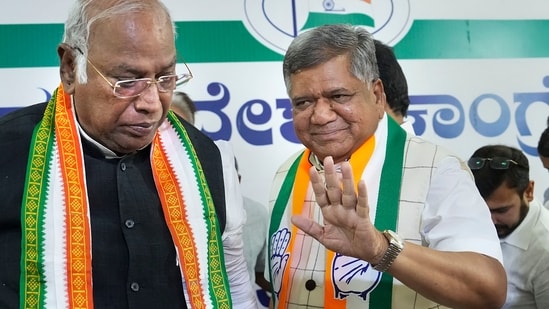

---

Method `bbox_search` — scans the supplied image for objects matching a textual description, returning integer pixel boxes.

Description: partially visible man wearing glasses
[0,0,256,308]
[469,145,549,308]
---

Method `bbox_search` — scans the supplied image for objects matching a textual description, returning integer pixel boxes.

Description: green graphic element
[1,19,549,68]
[0,23,64,68]
[175,21,281,63]
[394,20,549,59]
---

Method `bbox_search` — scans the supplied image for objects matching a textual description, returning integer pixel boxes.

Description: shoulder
[276,149,306,174]
[0,103,47,124]
[518,201,549,259]
[405,136,468,169]
[269,149,306,205]
[405,136,458,160]
[536,200,549,234]
[0,104,47,221]
[179,117,219,151]
[173,115,222,166]
[0,103,47,158]
[0,103,47,139]
[271,149,305,187]
[172,118,229,230]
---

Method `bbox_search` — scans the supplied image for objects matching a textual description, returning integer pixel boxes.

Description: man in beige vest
[266,24,506,309]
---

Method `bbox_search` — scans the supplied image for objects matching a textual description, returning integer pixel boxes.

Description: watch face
[385,230,404,248]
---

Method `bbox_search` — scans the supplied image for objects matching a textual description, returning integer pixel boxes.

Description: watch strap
[372,230,404,272]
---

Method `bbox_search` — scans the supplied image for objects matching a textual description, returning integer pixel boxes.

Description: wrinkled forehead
[87,9,175,54]
[86,0,173,34]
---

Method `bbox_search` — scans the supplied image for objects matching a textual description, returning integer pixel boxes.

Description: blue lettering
[409,94,465,138]
[195,82,232,140]
[20,76,548,157]
[237,99,273,145]
[276,98,299,143]
[469,94,510,137]
[514,75,549,155]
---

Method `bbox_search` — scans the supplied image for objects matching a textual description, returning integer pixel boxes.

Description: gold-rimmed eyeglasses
[75,47,193,99]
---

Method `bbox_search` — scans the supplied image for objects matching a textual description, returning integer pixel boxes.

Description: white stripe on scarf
[156,120,213,308]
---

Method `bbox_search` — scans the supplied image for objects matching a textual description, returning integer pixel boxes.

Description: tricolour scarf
[268,115,406,308]
[20,83,231,309]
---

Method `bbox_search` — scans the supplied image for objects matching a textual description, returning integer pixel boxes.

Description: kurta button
[125,219,135,229]
[305,279,316,291]
[130,282,140,292]
[120,163,126,171]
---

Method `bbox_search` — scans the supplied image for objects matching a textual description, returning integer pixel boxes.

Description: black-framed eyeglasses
[467,157,518,170]
[75,47,193,99]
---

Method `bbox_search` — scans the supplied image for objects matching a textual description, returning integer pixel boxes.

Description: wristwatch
[372,230,404,273]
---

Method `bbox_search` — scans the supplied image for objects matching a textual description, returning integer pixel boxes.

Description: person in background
[0,0,256,308]
[469,144,549,308]
[234,158,271,308]
[171,91,196,124]
[374,39,414,134]
[267,23,506,308]
[537,116,549,208]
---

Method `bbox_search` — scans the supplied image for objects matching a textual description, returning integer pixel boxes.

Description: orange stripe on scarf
[151,135,206,308]
[55,85,94,309]
[278,137,375,308]
[324,138,374,308]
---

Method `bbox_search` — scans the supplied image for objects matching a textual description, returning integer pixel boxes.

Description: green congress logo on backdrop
[242,0,413,55]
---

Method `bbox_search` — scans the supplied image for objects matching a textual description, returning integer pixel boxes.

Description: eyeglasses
[76,47,193,98]
[467,157,518,170]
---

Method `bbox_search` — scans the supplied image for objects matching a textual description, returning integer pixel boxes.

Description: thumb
[291,215,324,241]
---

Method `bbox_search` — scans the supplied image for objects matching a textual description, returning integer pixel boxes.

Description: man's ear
[524,180,535,202]
[372,78,386,119]
[58,43,78,94]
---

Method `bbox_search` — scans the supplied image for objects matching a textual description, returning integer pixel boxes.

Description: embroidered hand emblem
[270,228,291,297]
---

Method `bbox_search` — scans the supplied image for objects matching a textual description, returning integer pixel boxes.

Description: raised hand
[291,156,386,263]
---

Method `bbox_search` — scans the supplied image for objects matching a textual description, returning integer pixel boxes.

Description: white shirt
[242,196,269,282]
[215,140,259,308]
[500,199,549,309]
[242,196,271,308]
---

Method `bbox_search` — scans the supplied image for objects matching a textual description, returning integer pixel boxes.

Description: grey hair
[63,0,176,83]
[282,24,379,94]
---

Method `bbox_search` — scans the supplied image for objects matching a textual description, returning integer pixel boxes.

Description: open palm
[291,156,385,263]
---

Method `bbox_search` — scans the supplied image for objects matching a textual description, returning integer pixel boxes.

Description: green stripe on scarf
[20,92,57,309]
[369,117,407,308]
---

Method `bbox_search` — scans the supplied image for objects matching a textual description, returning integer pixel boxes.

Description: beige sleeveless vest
[391,135,465,308]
